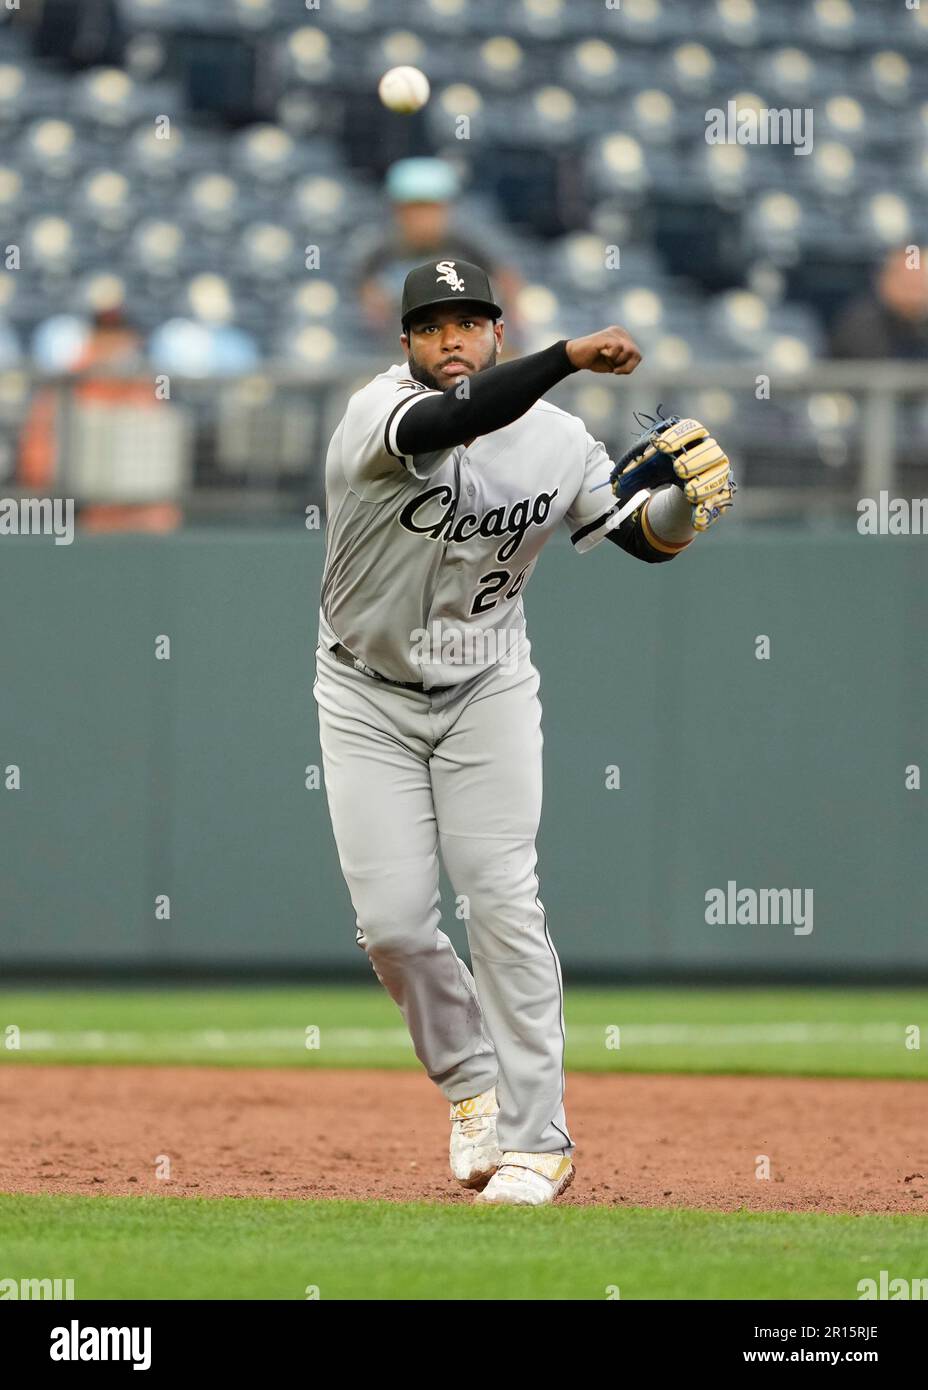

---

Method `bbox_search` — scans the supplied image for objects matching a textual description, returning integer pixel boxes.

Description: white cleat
[450,1087,501,1189]
[474,1151,575,1206]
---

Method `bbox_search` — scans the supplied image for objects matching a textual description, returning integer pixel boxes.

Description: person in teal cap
[354,157,521,343]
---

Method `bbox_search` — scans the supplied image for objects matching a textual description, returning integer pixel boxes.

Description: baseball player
[314,260,734,1206]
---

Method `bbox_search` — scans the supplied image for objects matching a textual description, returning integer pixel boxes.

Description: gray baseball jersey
[319,361,646,689]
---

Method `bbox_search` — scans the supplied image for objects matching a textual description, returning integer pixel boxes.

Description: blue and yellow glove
[609,414,736,531]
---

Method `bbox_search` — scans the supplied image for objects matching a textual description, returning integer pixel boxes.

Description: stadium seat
[288,176,349,234]
[765,334,816,373]
[79,271,129,319]
[552,232,618,295]
[702,143,751,199]
[185,273,235,324]
[130,219,186,277]
[126,122,188,179]
[560,40,621,97]
[0,62,26,123]
[285,281,340,323]
[588,133,650,198]
[804,0,857,50]
[514,283,561,331]
[860,192,914,249]
[612,286,665,339]
[233,125,297,184]
[238,222,298,282]
[232,0,276,31]
[610,0,666,45]
[821,95,867,147]
[808,142,857,197]
[325,0,379,33]
[909,1,928,49]
[123,33,169,83]
[26,216,76,276]
[711,0,761,48]
[374,30,429,74]
[805,391,860,448]
[426,83,485,145]
[746,192,804,263]
[25,119,79,180]
[278,324,339,367]
[185,173,242,234]
[630,89,676,145]
[73,68,137,132]
[419,0,471,35]
[709,289,770,353]
[280,27,334,86]
[571,220,667,287]
[477,36,528,92]
[764,47,815,103]
[666,42,716,98]
[867,51,911,107]
[509,0,570,41]
[78,170,133,232]
[524,86,578,145]
[687,389,738,433]
[567,382,619,434]
[648,334,693,371]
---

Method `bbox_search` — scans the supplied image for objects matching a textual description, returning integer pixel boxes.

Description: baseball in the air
[378,66,430,114]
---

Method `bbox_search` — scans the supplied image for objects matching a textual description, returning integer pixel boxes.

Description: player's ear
[493,317,504,349]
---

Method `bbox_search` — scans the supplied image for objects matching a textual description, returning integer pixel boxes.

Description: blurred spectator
[20,307,181,532]
[351,158,522,345]
[830,246,928,359]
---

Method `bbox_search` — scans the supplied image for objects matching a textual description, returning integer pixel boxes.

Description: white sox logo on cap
[435,260,466,292]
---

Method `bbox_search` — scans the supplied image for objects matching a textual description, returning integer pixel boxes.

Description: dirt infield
[0,1066,924,1211]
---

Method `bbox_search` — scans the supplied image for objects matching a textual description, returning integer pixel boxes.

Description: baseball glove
[607,412,736,531]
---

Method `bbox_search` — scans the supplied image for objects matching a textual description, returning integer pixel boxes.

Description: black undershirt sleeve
[393,340,578,456]
[606,501,679,564]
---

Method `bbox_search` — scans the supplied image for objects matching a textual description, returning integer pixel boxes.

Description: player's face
[402,305,504,391]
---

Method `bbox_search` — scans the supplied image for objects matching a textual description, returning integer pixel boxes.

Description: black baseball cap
[401,259,502,331]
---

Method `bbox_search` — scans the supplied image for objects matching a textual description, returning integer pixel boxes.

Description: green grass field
[2,1194,925,1301]
[1,984,926,1076]
[1,985,925,1300]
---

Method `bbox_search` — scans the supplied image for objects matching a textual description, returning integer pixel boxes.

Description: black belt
[330,642,454,693]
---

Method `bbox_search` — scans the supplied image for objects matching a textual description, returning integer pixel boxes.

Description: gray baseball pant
[313,635,572,1156]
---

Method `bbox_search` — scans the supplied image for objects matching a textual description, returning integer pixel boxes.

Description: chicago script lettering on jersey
[398,486,559,564]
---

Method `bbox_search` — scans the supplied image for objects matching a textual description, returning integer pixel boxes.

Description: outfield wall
[1,528,925,978]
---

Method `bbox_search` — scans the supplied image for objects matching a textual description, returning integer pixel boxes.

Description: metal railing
[3,360,926,525]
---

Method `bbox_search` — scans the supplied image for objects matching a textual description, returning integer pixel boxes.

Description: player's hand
[565,327,642,376]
